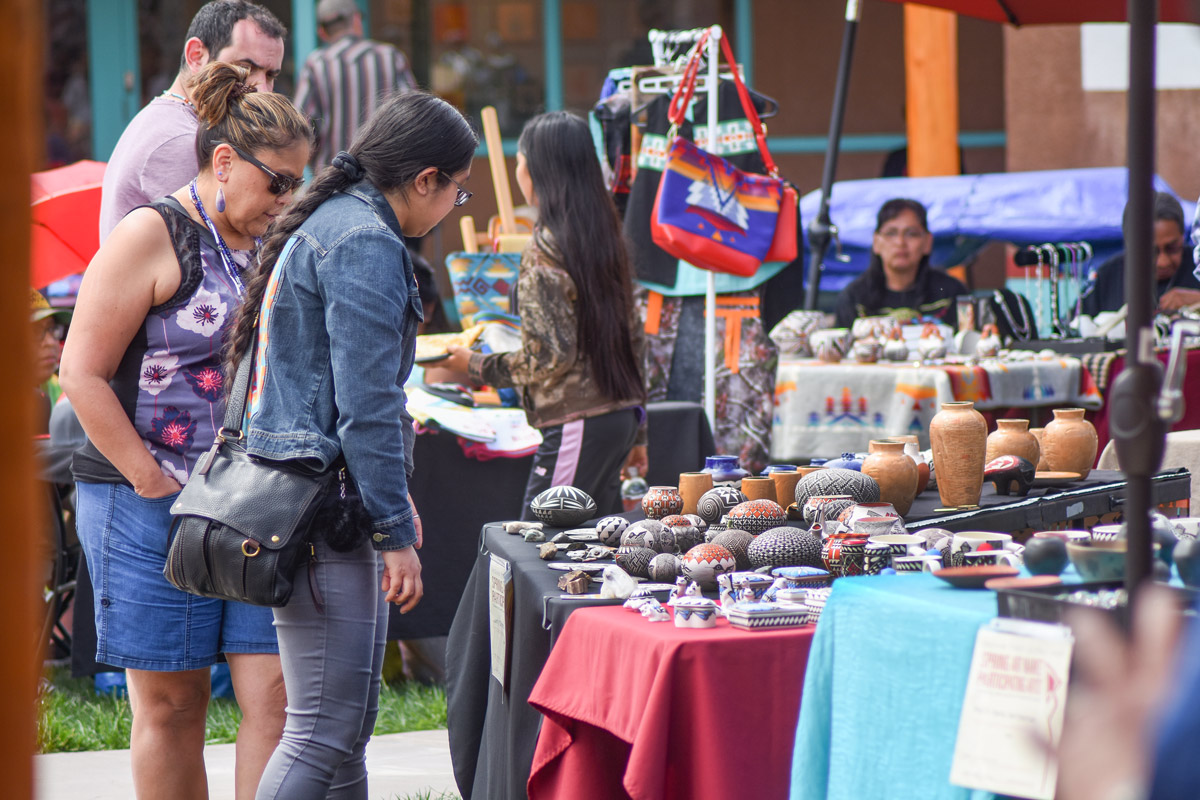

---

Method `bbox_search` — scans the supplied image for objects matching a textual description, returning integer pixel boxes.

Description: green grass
[37,667,447,754]
[392,792,460,800]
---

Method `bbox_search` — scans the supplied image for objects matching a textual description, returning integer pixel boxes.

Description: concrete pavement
[35,729,459,800]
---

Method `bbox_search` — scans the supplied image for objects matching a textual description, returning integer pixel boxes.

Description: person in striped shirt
[295,0,417,172]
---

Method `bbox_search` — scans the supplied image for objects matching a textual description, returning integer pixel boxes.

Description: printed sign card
[950,618,1074,800]
[488,554,513,690]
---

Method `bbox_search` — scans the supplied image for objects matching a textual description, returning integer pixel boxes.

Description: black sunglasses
[226,143,305,195]
[441,171,472,207]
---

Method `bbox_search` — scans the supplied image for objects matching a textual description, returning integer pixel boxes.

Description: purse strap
[218,326,258,442]
[664,31,779,179]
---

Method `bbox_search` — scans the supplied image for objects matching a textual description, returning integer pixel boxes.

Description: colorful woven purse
[651,32,797,277]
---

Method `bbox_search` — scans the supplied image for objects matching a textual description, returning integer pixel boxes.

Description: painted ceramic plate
[546,562,607,573]
[932,565,1019,589]
[1032,471,1083,488]
[983,574,1063,591]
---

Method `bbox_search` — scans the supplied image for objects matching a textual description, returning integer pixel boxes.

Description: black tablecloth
[445,467,1191,800]
[392,400,714,640]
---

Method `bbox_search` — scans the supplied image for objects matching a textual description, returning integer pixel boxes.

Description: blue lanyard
[189,179,249,298]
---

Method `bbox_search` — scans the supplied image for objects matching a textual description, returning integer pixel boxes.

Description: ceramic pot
[985,418,1041,466]
[771,471,803,511]
[838,502,905,534]
[811,328,851,363]
[678,472,713,516]
[794,468,880,508]
[641,486,684,520]
[701,455,750,488]
[1041,408,1098,479]
[1028,428,1050,470]
[802,494,856,528]
[861,439,918,516]
[710,529,755,571]
[680,543,737,590]
[726,499,787,535]
[529,485,597,527]
[741,476,777,504]
[748,527,823,569]
[695,486,748,525]
[929,401,987,508]
[852,515,901,538]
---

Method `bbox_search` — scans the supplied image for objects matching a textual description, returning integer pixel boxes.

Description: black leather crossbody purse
[164,340,335,607]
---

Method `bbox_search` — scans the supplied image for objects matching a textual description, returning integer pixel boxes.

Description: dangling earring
[216,186,226,213]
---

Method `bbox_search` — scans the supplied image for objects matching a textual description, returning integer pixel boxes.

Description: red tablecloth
[1088,348,1200,458]
[526,606,815,800]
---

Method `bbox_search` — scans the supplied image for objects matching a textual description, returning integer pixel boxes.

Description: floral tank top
[72,198,251,486]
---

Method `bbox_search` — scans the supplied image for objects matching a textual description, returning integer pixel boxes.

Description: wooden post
[1,0,43,797]
[904,4,960,177]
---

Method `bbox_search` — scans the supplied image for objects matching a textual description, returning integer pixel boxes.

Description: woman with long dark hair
[440,111,645,516]
[223,91,477,798]
[834,197,966,328]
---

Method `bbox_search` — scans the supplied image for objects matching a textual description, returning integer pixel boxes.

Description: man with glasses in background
[296,0,417,172]
[1080,191,1200,317]
[99,0,287,242]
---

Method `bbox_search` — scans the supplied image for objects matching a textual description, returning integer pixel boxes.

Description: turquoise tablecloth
[791,574,999,800]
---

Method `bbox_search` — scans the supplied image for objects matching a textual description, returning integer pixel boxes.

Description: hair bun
[230,82,257,100]
[332,151,364,181]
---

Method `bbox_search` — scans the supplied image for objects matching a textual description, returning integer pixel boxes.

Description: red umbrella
[30,160,106,288]
[872,0,1195,24]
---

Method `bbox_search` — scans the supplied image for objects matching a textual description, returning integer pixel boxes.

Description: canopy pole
[1111,0,1161,598]
[903,4,960,177]
[704,25,721,429]
[804,0,861,310]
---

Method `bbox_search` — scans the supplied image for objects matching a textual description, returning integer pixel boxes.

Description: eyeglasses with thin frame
[441,172,473,207]
[225,143,305,195]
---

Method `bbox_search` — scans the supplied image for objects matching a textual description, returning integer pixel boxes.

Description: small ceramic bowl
[1066,540,1129,582]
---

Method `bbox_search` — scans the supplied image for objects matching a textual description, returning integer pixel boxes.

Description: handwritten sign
[950,618,1073,800]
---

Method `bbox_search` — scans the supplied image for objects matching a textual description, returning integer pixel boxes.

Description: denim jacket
[245,181,421,550]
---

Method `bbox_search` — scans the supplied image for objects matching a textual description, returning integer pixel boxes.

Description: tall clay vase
[985,418,1041,466]
[929,402,988,508]
[771,471,803,510]
[861,440,918,516]
[1029,428,1050,470]
[892,434,930,495]
[678,472,714,516]
[1041,408,1098,479]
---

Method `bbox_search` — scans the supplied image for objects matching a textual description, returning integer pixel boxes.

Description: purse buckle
[217,427,244,444]
[242,539,261,558]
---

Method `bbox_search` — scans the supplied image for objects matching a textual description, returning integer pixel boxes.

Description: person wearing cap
[295,0,416,172]
[1079,192,1200,317]
[31,289,70,434]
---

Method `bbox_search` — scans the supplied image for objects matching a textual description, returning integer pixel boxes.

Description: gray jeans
[256,537,388,800]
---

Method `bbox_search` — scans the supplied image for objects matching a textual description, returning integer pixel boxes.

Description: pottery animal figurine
[983,455,1036,497]
[529,485,597,527]
[595,515,630,547]
[1022,536,1069,576]
[917,322,947,361]
[975,323,1001,358]
[883,325,909,362]
[811,328,851,363]
[794,468,881,508]
[861,439,918,516]
[642,486,684,520]
[696,485,748,524]
[726,499,787,535]
[985,418,1041,466]
[748,527,824,569]
[929,401,987,508]
[1041,408,1098,479]
[680,543,737,590]
[710,529,755,571]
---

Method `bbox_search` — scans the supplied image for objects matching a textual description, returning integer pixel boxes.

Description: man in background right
[295,0,417,172]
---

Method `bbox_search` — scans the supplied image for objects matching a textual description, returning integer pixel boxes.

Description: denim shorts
[75,481,279,671]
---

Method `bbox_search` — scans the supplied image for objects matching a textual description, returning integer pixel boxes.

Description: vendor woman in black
[834,198,966,328]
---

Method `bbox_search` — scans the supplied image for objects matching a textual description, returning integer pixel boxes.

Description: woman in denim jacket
[223,91,477,799]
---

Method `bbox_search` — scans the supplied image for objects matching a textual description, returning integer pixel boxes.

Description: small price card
[950,618,1074,800]
[488,554,513,690]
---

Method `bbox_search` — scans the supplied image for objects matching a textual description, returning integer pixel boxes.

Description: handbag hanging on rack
[650,31,797,277]
[164,336,335,607]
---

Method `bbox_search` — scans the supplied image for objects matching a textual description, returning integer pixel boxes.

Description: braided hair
[224,91,477,375]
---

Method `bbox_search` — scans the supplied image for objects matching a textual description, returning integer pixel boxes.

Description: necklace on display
[994,289,1032,340]
[189,179,247,298]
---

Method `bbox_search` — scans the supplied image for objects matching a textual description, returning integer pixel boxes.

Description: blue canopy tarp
[801,166,1195,292]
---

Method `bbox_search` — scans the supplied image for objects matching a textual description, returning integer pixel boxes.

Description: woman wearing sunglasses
[222,90,476,798]
[60,62,312,799]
